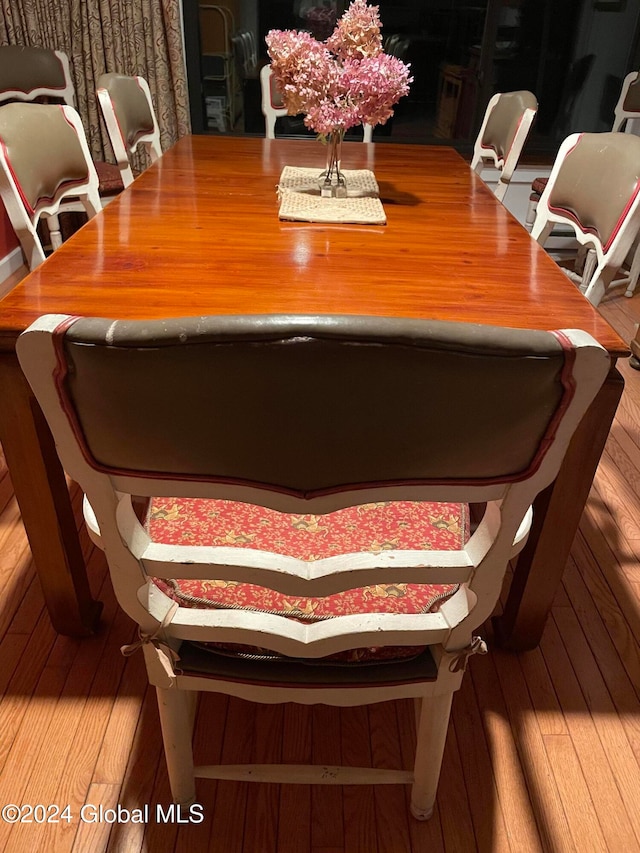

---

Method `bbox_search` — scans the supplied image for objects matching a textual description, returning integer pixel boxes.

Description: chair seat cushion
[94,159,124,195]
[531,175,548,197]
[149,498,466,665]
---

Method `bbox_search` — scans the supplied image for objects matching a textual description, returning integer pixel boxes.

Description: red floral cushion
[149,498,467,664]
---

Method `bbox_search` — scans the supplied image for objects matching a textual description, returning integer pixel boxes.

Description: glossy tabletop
[0,135,628,354]
[0,135,626,649]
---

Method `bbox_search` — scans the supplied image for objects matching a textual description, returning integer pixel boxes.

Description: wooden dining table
[0,134,627,650]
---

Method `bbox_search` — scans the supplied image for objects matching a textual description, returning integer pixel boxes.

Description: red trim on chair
[480,140,504,168]
[532,330,577,461]
[0,138,34,215]
[546,204,599,241]
[549,180,640,253]
[545,134,640,252]
[602,180,640,252]
[480,112,528,169]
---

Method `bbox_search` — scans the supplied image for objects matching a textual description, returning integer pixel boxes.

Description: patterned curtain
[0,0,191,164]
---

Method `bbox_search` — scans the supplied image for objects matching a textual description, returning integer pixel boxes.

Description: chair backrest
[96,73,162,188]
[0,45,75,107]
[17,313,609,651]
[471,90,538,202]
[531,131,640,305]
[232,29,257,78]
[0,102,101,269]
[260,64,288,139]
[552,54,594,141]
[612,70,640,132]
[384,34,410,60]
[242,31,257,72]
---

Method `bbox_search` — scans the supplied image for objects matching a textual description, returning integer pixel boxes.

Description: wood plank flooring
[0,268,639,851]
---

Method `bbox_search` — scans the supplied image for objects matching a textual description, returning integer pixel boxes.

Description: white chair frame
[612,70,640,133]
[16,315,610,820]
[531,131,640,306]
[471,91,537,202]
[610,71,640,298]
[96,75,162,188]
[260,64,288,140]
[527,70,640,290]
[0,105,101,270]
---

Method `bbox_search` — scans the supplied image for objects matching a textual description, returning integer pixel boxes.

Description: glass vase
[319,129,347,198]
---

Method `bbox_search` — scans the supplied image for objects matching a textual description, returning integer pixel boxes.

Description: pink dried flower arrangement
[266,0,412,136]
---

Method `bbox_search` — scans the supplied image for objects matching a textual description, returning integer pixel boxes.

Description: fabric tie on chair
[121,600,180,686]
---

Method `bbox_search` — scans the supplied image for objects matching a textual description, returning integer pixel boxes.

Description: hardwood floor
[0,275,639,851]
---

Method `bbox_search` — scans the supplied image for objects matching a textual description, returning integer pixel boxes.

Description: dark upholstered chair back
[54,314,572,495]
[0,45,75,106]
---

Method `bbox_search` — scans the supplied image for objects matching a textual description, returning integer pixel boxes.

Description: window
[184,0,640,155]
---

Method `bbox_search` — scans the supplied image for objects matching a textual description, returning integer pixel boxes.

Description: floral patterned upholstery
[149,498,466,664]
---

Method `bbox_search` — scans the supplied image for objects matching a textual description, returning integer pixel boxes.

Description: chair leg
[493,180,507,203]
[582,263,616,307]
[410,690,454,820]
[625,244,640,298]
[156,686,198,805]
[574,245,588,275]
[525,197,538,232]
[46,214,63,250]
[17,229,46,270]
[580,248,597,292]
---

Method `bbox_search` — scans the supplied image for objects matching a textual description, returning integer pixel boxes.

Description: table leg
[629,325,640,369]
[493,365,624,651]
[0,352,102,636]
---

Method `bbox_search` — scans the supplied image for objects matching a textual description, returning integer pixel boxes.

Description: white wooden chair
[0,45,123,205]
[531,131,640,306]
[260,64,373,142]
[526,69,640,237]
[96,73,162,188]
[610,71,640,298]
[261,64,292,139]
[16,313,609,819]
[0,103,101,269]
[471,90,538,202]
[612,70,640,133]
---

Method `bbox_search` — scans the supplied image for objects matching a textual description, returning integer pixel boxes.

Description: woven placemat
[277,166,386,225]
